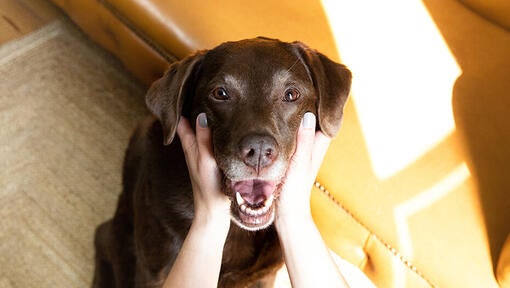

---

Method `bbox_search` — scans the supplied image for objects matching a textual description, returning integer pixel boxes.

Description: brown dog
[92,38,351,288]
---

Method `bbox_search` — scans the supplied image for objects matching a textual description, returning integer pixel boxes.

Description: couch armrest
[457,0,510,30]
[50,0,169,85]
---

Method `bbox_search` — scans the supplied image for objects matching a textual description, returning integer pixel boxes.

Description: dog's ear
[146,51,205,145]
[292,42,352,137]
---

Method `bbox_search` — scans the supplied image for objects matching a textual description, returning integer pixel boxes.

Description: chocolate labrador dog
[93,37,351,288]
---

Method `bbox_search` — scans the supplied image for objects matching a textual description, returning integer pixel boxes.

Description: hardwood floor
[0,0,62,45]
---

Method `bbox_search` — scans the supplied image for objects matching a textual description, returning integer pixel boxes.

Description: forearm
[163,214,229,288]
[275,212,350,288]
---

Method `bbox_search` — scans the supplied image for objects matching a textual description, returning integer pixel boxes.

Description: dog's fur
[92,38,351,288]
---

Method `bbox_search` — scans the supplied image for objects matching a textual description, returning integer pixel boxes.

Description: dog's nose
[239,135,279,171]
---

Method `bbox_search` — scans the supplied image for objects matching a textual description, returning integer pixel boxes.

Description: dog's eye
[211,87,229,101]
[283,88,300,102]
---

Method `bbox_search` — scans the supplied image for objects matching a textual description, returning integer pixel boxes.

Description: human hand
[176,113,231,230]
[273,113,349,288]
[275,112,332,225]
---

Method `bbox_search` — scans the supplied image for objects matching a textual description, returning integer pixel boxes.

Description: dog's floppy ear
[146,51,205,145]
[292,42,352,137]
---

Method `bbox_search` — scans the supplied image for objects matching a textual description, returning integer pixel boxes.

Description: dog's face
[146,38,351,231]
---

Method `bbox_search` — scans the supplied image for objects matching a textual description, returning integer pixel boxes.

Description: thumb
[195,113,217,168]
[291,112,317,164]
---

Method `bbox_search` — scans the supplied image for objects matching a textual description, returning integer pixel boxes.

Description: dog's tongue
[233,180,276,205]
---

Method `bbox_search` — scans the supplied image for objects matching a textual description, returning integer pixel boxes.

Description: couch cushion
[323,0,510,286]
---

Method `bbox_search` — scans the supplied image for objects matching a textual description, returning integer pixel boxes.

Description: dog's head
[146,38,351,231]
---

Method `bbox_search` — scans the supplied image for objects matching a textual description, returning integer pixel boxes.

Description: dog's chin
[226,179,281,231]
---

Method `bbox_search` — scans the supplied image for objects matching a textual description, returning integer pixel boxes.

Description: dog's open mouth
[229,179,279,231]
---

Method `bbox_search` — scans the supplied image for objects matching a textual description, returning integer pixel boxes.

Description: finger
[311,131,332,174]
[291,112,317,164]
[195,113,216,165]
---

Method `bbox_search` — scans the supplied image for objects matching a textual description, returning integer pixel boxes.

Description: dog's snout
[239,135,279,171]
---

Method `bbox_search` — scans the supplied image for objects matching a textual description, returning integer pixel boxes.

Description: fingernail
[302,112,316,129]
[198,113,208,128]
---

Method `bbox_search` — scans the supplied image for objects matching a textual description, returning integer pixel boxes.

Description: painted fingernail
[303,112,316,129]
[198,113,208,128]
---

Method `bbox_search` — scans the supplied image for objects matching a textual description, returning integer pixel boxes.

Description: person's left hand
[176,113,231,229]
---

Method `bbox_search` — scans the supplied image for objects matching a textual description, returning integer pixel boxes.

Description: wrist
[192,209,231,237]
[274,205,315,234]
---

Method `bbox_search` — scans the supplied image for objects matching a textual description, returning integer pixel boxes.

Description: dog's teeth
[236,192,245,206]
[238,194,275,217]
[264,195,274,207]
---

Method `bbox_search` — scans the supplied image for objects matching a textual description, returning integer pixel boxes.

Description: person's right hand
[275,112,332,224]
[273,112,350,288]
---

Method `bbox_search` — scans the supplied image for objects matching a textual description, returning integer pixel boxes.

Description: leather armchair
[50,0,510,286]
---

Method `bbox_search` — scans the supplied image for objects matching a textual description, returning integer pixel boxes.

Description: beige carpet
[0,20,147,287]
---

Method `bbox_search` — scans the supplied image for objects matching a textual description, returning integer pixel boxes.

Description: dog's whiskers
[280,59,301,82]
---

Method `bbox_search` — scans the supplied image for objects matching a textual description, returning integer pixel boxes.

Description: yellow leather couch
[49,0,510,286]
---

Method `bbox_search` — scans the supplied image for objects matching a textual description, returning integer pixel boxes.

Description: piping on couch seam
[313,180,437,287]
